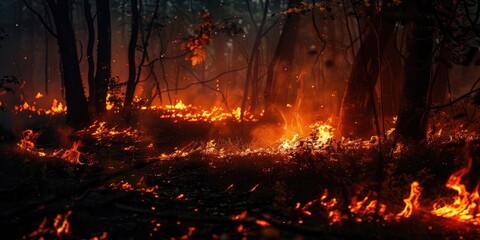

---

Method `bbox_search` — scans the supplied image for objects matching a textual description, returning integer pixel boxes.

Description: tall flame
[397,181,422,218]
[431,152,480,224]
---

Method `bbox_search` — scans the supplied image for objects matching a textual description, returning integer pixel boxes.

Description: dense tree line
[0,0,478,141]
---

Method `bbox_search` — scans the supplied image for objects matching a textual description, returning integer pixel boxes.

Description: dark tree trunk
[84,0,95,113]
[339,5,396,138]
[46,0,89,127]
[240,0,270,121]
[381,37,404,117]
[124,0,139,111]
[396,0,433,141]
[264,0,301,117]
[94,0,111,114]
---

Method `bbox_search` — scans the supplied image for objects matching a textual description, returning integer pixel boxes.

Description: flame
[232,211,248,221]
[432,153,480,224]
[255,219,270,227]
[397,181,422,218]
[61,141,83,164]
[50,99,65,113]
[106,93,114,110]
[279,122,334,152]
[17,129,36,151]
[26,211,73,239]
[53,211,72,238]
[13,96,66,115]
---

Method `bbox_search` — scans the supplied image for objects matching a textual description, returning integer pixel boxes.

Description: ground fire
[1,0,480,239]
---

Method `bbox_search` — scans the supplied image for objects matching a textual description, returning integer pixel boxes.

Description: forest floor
[1,113,480,239]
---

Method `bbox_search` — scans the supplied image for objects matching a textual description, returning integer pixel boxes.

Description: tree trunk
[94,0,111,114]
[396,0,433,141]
[263,0,301,119]
[240,0,270,121]
[124,0,139,111]
[339,5,396,138]
[84,0,95,113]
[47,0,89,127]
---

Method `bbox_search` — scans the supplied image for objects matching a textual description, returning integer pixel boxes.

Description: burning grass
[1,107,480,239]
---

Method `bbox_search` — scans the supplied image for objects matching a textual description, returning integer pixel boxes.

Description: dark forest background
[0,0,479,142]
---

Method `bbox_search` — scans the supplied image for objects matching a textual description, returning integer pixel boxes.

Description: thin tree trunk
[240,0,270,121]
[44,26,49,95]
[124,0,140,111]
[84,0,95,112]
[94,0,111,115]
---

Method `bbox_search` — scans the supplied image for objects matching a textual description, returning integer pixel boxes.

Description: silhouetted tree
[124,0,139,114]
[339,2,396,138]
[263,0,301,120]
[396,0,434,141]
[45,0,90,127]
[94,0,111,114]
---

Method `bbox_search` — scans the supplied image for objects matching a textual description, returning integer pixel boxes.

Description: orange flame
[61,141,83,164]
[53,211,72,238]
[17,129,36,151]
[397,181,422,218]
[432,152,480,224]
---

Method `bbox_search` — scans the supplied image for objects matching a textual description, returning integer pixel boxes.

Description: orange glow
[106,93,114,110]
[255,219,270,227]
[61,141,83,164]
[53,211,72,238]
[232,211,248,221]
[17,129,36,151]
[13,96,66,115]
[397,181,422,218]
[432,153,480,224]
[248,184,259,192]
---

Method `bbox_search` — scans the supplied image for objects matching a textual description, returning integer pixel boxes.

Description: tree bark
[339,4,396,138]
[46,0,89,127]
[263,0,301,119]
[124,0,139,111]
[396,0,433,141]
[84,0,95,113]
[94,0,111,114]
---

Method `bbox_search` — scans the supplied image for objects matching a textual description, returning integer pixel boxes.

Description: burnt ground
[1,117,480,239]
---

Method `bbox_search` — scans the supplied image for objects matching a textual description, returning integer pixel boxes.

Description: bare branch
[23,0,57,38]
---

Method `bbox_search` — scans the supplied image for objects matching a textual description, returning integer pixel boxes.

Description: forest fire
[13,93,66,115]
[1,0,480,239]
[143,100,257,122]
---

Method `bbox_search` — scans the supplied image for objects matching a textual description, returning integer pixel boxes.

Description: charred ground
[1,113,479,239]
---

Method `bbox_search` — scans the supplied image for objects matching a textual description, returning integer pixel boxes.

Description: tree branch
[23,0,58,38]
[430,82,480,110]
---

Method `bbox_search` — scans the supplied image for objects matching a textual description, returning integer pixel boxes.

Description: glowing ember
[53,211,72,238]
[397,181,422,218]
[26,211,73,238]
[49,99,66,114]
[17,129,37,151]
[108,180,159,197]
[35,92,44,99]
[255,219,270,227]
[61,141,83,164]
[432,152,480,224]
